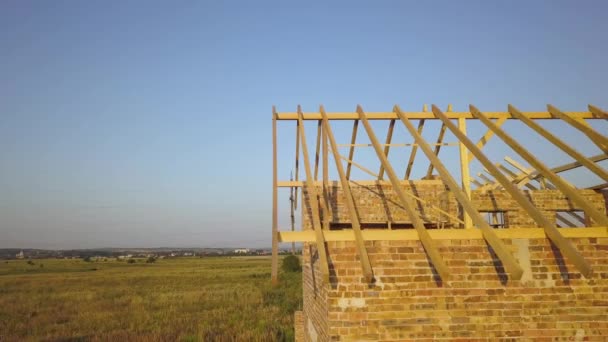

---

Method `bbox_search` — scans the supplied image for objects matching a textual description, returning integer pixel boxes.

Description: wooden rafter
[509,105,608,182]
[297,106,330,283]
[321,106,374,282]
[548,105,608,153]
[425,123,447,178]
[404,119,425,180]
[433,104,593,277]
[358,105,450,280]
[378,119,396,180]
[345,120,359,180]
[588,105,608,119]
[396,105,523,279]
[313,120,322,180]
[470,105,608,227]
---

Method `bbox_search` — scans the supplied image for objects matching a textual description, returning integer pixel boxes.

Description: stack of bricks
[298,182,608,341]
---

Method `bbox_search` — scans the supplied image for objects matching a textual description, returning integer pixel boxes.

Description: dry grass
[0,256,301,341]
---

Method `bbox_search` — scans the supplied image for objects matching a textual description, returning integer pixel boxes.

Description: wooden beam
[509,105,608,182]
[548,104,608,153]
[404,119,425,179]
[458,118,473,229]
[294,120,300,210]
[588,182,608,190]
[467,117,507,163]
[339,154,379,178]
[297,106,330,283]
[588,105,608,119]
[339,142,457,148]
[358,105,450,280]
[279,179,449,188]
[276,111,599,121]
[396,106,523,279]
[551,153,608,174]
[321,106,374,282]
[425,123,447,178]
[345,120,359,180]
[271,106,279,285]
[378,119,396,180]
[433,104,593,277]
[322,113,330,232]
[504,157,554,190]
[279,227,608,242]
[471,105,607,227]
[313,120,322,180]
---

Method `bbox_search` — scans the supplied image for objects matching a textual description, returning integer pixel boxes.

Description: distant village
[1,247,299,260]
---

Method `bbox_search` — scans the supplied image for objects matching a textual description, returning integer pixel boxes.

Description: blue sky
[1,1,607,249]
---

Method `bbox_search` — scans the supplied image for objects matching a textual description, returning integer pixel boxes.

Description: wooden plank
[271,106,279,285]
[433,104,593,277]
[313,120,322,180]
[548,104,608,153]
[276,111,598,121]
[345,120,359,180]
[404,119,425,179]
[321,106,374,282]
[504,157,554,190]
[425,123,447,178]
[471,105,608,227]
[378,119,396,180]
[279,227,608,242]
[588,105,608,119]
[396,106,523,279]
[509,105,608,182]
[297,106,331,284]
[358,105,450,280]
[467,117,507,163]
[458,118,472,229]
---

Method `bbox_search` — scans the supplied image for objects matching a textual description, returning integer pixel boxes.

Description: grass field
[0,256,301,341]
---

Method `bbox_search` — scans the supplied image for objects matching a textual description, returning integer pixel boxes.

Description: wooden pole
[271,106,279,285]
[457,117,472,229]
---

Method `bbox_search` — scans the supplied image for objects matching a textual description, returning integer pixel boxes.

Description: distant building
[234,248,250,254]
[16,250,24,259]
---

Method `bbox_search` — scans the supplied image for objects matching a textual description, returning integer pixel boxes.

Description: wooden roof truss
[271,104,608,285]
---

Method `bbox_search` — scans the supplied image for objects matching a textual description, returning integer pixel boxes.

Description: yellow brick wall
[300,184,608,340]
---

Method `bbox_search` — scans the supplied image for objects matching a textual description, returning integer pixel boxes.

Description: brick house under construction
[271,104,608,341]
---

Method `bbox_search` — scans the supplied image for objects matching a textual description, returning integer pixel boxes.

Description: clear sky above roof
[1,1,607,249]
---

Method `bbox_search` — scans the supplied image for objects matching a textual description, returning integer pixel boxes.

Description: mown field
[0,256,302,341]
